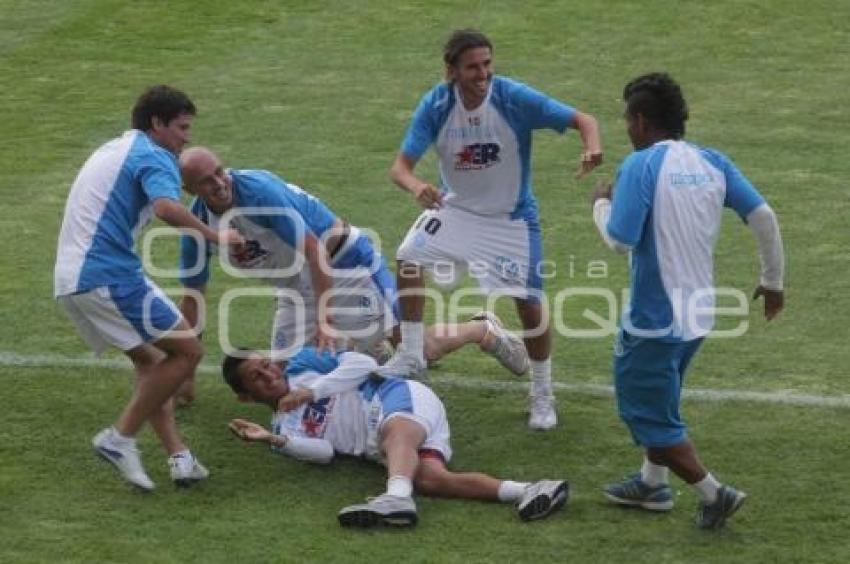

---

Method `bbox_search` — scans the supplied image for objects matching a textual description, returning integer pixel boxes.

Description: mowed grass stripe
[3,350,848,409]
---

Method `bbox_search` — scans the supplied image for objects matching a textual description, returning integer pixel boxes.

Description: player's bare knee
[380,417,426,451]
[414,460,451,497]
[413,473,441,497]
[172,337,203,368]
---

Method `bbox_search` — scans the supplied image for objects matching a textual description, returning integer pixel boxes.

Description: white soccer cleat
[378,346,426,379]
[528,394,557,430]
[338,494,418,528]
[92,427,155,491]
[168,451,210,487]
[472,311,530,376]
[517,480,569,521]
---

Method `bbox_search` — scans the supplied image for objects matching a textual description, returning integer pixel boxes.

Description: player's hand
[278,388,314,412]
[412,182,443,210]
[575,149,603,179]
[218,228,246,248]
[753,286,784,321]
[229,419,272,443]
[590,179,613,207]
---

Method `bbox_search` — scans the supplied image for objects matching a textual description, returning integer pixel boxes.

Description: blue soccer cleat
[603,473,674,512]
[696,485,747,530]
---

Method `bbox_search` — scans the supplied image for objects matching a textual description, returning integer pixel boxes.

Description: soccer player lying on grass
[224,346,568,528]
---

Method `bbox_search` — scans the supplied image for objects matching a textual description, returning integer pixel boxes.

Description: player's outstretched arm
[152,198,245,247]
[229,419,273,443]
[390,153,443,209]
[571,111,603,179]
[229,419,334,463]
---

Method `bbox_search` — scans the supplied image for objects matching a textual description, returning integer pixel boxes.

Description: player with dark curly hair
[591,72,785,529]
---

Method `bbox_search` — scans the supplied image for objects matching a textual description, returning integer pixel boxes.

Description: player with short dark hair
[385,29,604,430]
[591,72,785,529]
[130,85,197,132]
[224,346,568,528]
[54,85,244,491]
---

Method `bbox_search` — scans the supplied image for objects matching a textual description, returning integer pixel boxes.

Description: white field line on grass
[2,351,848,409]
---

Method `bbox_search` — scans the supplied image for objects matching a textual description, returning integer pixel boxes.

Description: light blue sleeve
[400,89,440,160]
[178,198,211,287]
[707,150,765,220]
[607,152,654,247]
[510,81,576,133]
[137,149,181,201]
[244,174,303,247]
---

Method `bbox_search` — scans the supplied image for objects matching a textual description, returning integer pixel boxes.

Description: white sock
[640,457,669,487]
[400,322,425,361]
[497,480,529,503]
[386,475,413,498]
[530,358,552,396]
[692,473,721,504]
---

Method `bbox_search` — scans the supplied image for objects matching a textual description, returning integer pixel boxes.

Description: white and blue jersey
[607,140,765,342]
[179,169,340,287]
[401,76,576,219]
[54,130,181,296]
[179,169,387,287]
[271,347,451,462]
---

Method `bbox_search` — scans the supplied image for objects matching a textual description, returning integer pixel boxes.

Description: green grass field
[1,1,849,562]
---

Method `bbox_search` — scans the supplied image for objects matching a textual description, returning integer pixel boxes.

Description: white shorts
[371,379,452,463]
[396,206,544,300]
[271,265,398,358]
[57,277,182,355]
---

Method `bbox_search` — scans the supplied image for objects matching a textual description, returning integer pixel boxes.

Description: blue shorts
[613,330,703,448]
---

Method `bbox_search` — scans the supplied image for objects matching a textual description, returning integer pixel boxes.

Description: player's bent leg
[413,454,501,500]
[114,323,202,438]
[413,456,569,521]
[515,298,556,430]
[422,321,487,362]
[144,395,209,487]
[338,416,425,529]
[127,344,188,458]
[471,311,530,376]
[380,416,427,480]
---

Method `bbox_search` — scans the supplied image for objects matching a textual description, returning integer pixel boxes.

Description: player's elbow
[152,198,177,221]
[306,446,335,465]
[609,238,631,255]
[572,111,599,133]
[389,154,414,185]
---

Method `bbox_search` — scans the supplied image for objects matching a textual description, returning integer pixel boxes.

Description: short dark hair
[623,73,688,139]
[131,85,196,131]
[443,29,492,66]
[222,350,252,394]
